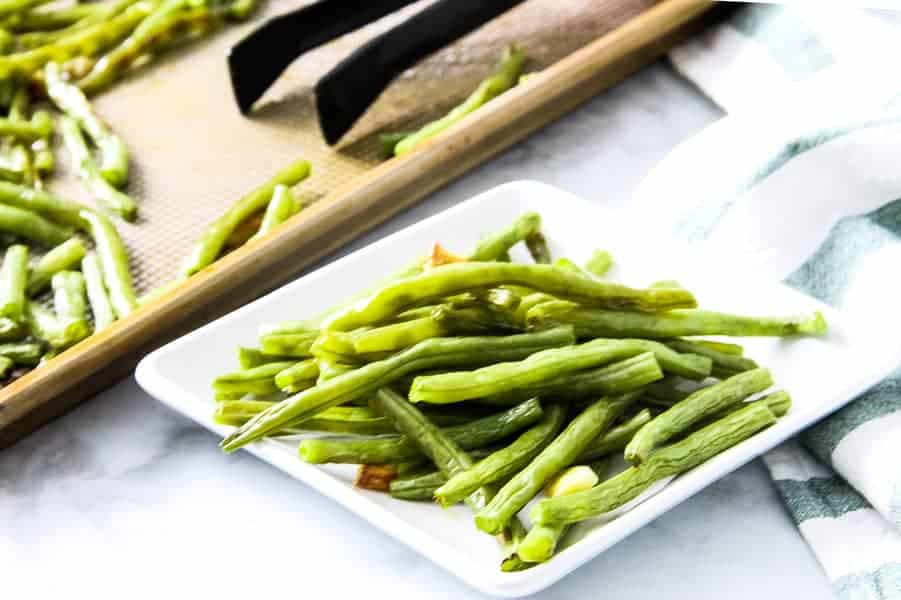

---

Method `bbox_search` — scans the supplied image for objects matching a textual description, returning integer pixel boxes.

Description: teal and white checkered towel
[634,4,901,598]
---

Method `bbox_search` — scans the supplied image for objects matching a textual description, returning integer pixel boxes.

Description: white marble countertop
[1,63,836,599]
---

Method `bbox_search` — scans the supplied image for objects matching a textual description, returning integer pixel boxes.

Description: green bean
[274,358,319,391]
[350,303,516,355]
[51,270,88,322]
[26,300,89,349]
[694,340,744,355]
[226,0,258,20]
[81,253,115,330]
[665,339,758,373]
[2,3,103,31]
[0,111,52,144]
[475,393,638,535]
[519,457,609,563]
[18,0,140,50]
[0,180,88,227]
[389,470,446,501]
[221,327,574,451]
[259,329,318,357]
[479,352,663,407]
[6,85,40,187]
[58,115,137,220]
[249,184,296,241]
[577,409,654,461]
[761,390,791,417]
[525,231,551,264]
[26,237,86,296]
[371,388,530,570]
[470,212,542,262]
[0,203,72,245]
[395,45,523,156]
[436,404,566,507]
[44,62,134,190]
[625,368,773,465]
[0,3,153,79]
[379,131,413,157]
[531,402,778,527]
[0,0,51,20]
[76,0,188,95]
[325,263,697,332]
[213,361,295,396]
[0,353,12,376]
[552,258,581,273]
[528,301,828,339]
[0,244,27,321]
[0,27,13,54]
[642,376,699,407]
[299,398,544,464]
[237,346,294,369]
[410,338,707,404]
[80,210,136,319]
[0,143,29,184]
[585,249,613,277]
[0,341,42,365]
[0,315,21,340]
[182,159,311,276]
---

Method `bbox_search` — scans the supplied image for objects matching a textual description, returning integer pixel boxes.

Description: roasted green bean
[625,369,773,465]
[81,253,115,330]
[394,45,523,156]
[531,402,779,527]
[577,408,653,461]
[58,115,137,220]
[299,398,544,464]
[0,203,72,245]
[0,244,27,321]
[51,270,88,322]
[26,300,89,349]
[326,263,697,332]
[410,338,707,404]
[372,388,530,571]
[182,159,311,276]
[528,301,828,339]
[221,327,574,451]
[213,361,295,397]
[26,237,86,295]
[475,393,637,534]
[250,184,296,241]
[0,341,42,366]
[435,404,566,506]
[80,210,136,319]
[0,180,88,227]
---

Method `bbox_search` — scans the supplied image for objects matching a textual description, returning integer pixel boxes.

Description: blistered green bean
[409,338,707,404]
[0,203,72,245]
[531,402,779,527]
[475,393,637,534]
[182,159,311,276]
[221,327,574,451]
[324,263,696,332]
[528,301,828,339]
[58,114,136,220]
[299,398,544,464]
[436,404,566,507]
[625,368,773,465]
[0,244,27,321]
[27,237,86,295]
[81,253,115,330]
[80,210,136,318]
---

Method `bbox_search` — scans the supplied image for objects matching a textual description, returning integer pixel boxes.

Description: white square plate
[136,181,901,597]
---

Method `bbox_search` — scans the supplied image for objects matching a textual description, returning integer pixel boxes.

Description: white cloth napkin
[633,4,901,597]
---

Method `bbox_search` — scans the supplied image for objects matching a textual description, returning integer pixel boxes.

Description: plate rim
[136,179,901,597]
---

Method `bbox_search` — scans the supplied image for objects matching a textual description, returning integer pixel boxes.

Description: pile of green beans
[211,211,822,569]
[0,1,328,385]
